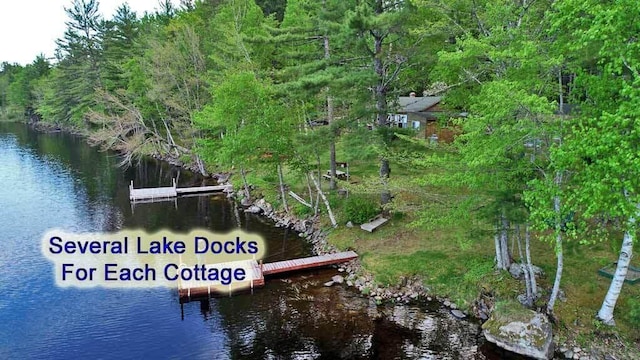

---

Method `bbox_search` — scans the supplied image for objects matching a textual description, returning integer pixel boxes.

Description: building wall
[424,122,460,143]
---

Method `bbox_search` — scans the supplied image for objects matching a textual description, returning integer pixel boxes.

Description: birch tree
[551,0,640,325]
[431,0,558,272]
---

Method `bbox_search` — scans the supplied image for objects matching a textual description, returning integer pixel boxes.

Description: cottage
[388,93,460,142]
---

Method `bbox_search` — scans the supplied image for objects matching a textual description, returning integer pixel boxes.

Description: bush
[293,202,314,217]
[344,195,379,224]
[629,297,640,327]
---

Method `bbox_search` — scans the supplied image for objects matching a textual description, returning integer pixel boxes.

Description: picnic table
[323,170,349,180]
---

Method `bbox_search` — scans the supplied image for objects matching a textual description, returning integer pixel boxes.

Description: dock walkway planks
[176,184,232,195]
[129,179,232,201]
[360,217,389,232]
[262,251,358,275]
[178,251,358,301]
[130,186,177,200]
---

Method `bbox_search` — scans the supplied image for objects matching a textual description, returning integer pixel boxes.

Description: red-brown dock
[178,251,358,301]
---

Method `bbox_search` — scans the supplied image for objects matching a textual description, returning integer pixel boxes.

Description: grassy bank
[236,135,640,354]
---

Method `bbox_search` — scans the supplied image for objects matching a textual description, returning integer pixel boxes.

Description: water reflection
[181,270,485,359]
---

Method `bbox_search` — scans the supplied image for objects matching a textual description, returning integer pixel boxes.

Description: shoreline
[27,120,471,311]
[18,119,631,360]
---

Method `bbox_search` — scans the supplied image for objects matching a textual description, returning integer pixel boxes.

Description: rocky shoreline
[223,188,614,360]
[227,189,468,311]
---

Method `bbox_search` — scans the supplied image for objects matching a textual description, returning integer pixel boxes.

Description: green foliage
[628,297,640,328]
[344,195,379,224]
[292,202,314,217]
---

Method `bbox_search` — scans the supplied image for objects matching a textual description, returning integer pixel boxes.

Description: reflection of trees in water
[2,123,125,231]
[194,278,480,360]
[210,284,376,359]
[191,280,483,359]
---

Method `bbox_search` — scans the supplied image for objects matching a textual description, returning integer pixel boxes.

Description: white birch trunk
[515,225,533,307]
[597,207,636,325]
[240,167,251,202]
[499,211,511,270]
[277,163,289,214]
[323,27,337,191]
[305,173,315,209]
[525,224,537,297]
[547,70,566,315]
[494,230,504,270]
[547,190,564,314]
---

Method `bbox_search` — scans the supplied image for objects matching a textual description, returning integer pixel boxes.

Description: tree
[346,0,408,206]
[275,0,354,190]
[6,56,50,119]
[40,0,103,125]
[195,70,296,209]
[550,0,640,325]
[101,3,140,92]
[431,0,559,270]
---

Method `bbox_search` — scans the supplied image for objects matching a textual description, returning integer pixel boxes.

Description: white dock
[129,179,233,201]
[360,216,389,232]
[176,185,232,195]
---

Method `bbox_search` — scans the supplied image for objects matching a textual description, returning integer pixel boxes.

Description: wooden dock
[262,251,358,275]
[178,251,358,301]
[129,179,232,201]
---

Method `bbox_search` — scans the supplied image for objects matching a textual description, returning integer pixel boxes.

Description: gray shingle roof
[397,96,441,113]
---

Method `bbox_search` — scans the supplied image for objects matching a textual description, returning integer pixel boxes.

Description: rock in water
[245,205,262,214]
[482,304,553,360]
[331,275,344,284]
[240,197,252,207]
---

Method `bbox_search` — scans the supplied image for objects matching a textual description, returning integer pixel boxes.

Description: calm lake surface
[0,122,490,359]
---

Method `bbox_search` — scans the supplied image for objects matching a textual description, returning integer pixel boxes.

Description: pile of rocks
[557,344,591,360]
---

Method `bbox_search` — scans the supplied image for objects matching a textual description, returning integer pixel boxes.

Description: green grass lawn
[233,133,640,351]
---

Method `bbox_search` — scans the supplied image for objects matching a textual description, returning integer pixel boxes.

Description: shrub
[293,202,314,217]
[344,195,379,224]
[629,297,640,327]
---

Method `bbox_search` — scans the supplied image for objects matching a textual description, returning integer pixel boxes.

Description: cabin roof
[397,96,442,113]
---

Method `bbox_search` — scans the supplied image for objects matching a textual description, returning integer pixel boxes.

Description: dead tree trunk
[240,166,251,202]
[310,172,337,227]
[278,163,289,214]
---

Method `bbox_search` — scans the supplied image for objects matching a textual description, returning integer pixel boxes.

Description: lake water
[0,122,490,359]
